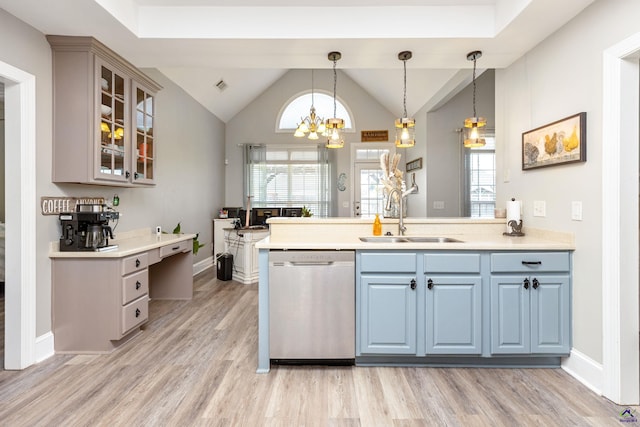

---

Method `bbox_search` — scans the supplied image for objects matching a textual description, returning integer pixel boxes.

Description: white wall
[496,0,640,364]
[0,9,225,336]
[224,68,397,216]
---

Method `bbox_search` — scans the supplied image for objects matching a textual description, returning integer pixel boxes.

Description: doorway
[0,61,37,370]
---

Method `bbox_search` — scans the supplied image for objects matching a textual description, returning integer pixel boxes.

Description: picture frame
[522,112,586,170]
[406,158,422,172]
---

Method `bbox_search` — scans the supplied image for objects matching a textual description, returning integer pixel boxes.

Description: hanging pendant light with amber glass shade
[325,51,345,149]
[463,50,486,148]
[395,51,415,148]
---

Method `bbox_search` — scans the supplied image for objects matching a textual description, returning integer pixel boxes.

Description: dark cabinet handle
[410,279,416,290]
[172,246,180,251]
[427,278,433,290]
[126,171,130,178]
[135,308,141,318]
[135,259,141,267]
[134,172,139,180]
[522,261,542,265]
[532,278,539,289]
[523,278,530,290]
[135,281,141,290]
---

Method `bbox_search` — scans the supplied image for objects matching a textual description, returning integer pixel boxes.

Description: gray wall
[0,9,225,335]
[224,68,397,216]
[496,0,640,364]
[0,89,4,223]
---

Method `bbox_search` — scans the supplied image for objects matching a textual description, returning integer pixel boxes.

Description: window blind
[245,144,330,217]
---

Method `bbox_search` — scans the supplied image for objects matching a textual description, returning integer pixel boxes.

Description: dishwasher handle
[286,261,335,266]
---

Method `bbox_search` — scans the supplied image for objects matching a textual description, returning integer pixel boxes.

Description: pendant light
[463,50,486,148]
[325,51,345,149]
[294,69,326,140]
[395,51,415,148]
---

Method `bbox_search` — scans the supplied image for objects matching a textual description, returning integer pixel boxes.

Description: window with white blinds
[245,144,330,217]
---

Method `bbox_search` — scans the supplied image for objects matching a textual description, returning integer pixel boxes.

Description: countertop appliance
[59,210,119,252]
[269,250,355,363]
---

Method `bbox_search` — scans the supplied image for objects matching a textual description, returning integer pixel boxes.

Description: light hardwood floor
[0,269,634,426]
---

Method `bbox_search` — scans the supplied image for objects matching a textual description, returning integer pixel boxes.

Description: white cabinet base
[226,228,269,284]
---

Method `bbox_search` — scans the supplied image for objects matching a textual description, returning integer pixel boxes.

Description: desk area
[49,229,195,353]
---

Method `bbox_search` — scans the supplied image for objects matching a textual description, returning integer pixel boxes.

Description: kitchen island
[256,217,575,373]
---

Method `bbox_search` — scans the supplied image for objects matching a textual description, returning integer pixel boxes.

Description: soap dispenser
[373,214,382,236]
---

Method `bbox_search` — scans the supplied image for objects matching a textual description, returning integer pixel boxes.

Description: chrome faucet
[386,182,418,236]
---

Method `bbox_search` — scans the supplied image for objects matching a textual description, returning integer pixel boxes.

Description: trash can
[217,253,233,281]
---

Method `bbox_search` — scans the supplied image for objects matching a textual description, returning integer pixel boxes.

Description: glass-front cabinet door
[133,83,155,184]
[97,59,130,183]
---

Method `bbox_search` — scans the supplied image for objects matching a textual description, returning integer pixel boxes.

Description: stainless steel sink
[359,236,410,243]
[359,236,463,243]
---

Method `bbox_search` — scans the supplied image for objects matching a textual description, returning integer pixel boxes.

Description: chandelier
[395,51,415,148]
[294,69,326,140]
[325,51,345,149]
[463,50,486,148]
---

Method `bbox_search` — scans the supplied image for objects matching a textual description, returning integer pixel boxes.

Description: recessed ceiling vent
[215,79,228,92]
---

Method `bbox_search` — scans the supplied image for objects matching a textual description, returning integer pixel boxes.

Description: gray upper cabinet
[48,36,161,187]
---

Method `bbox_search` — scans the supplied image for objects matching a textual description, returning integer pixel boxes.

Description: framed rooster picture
[522,112,586,170]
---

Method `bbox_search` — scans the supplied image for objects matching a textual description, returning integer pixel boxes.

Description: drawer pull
[410,278,417,290]
[523,278,530,290]
[172,246,180,251]
[522,261,542,265]
[135,259,141,268]
[427,278,433,290]
[135,308,141,318]
[135,281,141,290]
[532,278,540,289]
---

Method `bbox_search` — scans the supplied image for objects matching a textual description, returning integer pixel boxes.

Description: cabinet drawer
[424,253,480,273]
[122,253,149,275]
[491,252,570,273]
[122,269,149,305]
[159,240,191,258]
[360,252,417,273]
[121,295,148,335]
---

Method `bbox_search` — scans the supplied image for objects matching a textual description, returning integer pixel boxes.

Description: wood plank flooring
[0,268,634,426]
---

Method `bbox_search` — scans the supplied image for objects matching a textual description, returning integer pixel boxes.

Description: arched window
[278,92,353,130]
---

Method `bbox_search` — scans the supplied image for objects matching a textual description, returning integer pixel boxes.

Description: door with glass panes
[353,145,393,219]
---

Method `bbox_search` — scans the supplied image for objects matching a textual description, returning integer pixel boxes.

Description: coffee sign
[41,197,106,215]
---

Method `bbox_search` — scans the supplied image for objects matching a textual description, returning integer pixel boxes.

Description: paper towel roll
[506,199,521,233]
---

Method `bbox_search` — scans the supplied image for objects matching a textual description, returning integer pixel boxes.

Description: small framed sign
[361,130,388,142]
[406,158,423,172]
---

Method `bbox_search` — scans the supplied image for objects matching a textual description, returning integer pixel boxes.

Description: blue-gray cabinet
[360,274,417,354]
[490,252,571,355]
[358,252,418,354]
[425,275,482,354]
[423,253,482,355]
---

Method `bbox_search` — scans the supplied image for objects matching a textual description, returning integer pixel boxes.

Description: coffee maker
[59,205,120,252]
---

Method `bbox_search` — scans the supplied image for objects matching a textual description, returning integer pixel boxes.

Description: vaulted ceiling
[0,0,595,121]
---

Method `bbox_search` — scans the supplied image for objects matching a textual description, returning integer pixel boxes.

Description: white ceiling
[0,0,594,122]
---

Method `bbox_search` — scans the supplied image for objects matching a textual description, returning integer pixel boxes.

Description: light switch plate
[433,201,445,210]
[571,201,583,221]
[533,200,546,217]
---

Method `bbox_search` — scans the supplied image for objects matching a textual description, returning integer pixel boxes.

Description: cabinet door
[360,274,417,354]
[96,58,130,184]
[425,276,482,355]
[490,276,530,354]
[530,274,570,354]
[132,82,156,184]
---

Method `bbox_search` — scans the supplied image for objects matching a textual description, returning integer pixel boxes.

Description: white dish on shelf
[101,105,112,116]
[101,78,109,90]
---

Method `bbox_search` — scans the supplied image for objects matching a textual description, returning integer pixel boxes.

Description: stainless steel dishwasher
[269,250,355,362]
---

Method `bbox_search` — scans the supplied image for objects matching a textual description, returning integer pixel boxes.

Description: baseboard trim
[35,332,55,363]
[561,348,603,396]
[193,256,214,276]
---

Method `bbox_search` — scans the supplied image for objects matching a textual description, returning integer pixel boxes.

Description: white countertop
[256,217,575,251]
[49,228,196,258]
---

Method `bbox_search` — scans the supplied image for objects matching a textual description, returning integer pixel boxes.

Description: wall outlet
[533,200,546,217]
[571,201,583,221]
[433,201,445,210]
